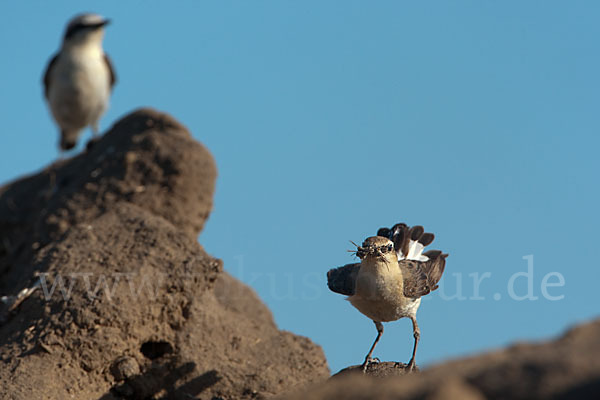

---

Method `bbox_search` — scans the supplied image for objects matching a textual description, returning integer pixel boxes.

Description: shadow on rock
[99,361,221,400]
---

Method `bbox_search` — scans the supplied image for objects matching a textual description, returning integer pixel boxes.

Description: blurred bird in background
[43,13,117,152]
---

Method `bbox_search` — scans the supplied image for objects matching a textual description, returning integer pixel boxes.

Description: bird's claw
[406,360,418,372]
[392,360,418,372]
[360,357,381,373]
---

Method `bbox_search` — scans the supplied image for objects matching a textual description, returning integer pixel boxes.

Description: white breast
[396,297,421,318]
[48,46,111,133]
[348,262,419,322]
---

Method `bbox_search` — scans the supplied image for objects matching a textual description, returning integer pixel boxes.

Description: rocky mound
[0,109,329,399]
[281,318,600,400]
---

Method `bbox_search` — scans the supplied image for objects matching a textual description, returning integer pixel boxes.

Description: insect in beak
[349,240,367,259]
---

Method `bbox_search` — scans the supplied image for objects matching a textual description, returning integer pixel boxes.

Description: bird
[43,13,117,152]
[327,223,447,372]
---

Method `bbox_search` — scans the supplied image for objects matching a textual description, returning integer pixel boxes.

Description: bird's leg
[361,321,383,372]
[91,122,99,138]
[407,315,420,371]
[87,123,102,151]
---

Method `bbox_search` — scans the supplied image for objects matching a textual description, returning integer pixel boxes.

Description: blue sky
[1,1,599,373]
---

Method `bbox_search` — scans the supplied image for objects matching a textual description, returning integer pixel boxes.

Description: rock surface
[281,318,600,400]
[0,109,329,399]
[332,362,414,379]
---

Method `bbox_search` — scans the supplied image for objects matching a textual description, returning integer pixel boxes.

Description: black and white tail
[378,222,448,298]
[377,223,436,262]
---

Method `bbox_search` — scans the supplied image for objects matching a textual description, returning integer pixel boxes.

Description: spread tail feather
[377,223,438,261]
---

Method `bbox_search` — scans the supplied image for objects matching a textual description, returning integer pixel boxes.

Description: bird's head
[62,13,110,47]
[353,236,396,261]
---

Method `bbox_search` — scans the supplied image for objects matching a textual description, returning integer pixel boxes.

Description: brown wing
[401,252,447,298]
[104,53,117,89]
[327,263,360,296]
[42,53,59,99]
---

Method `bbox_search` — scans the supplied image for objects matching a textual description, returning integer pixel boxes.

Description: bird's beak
[360,247,379,259]
[90,19,111,30]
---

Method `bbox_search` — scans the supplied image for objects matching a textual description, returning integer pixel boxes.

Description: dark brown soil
[332,362,414,379]
[0,109,329,399]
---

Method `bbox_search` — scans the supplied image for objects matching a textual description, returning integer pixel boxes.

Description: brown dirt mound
[280,318,600,400]
[0,109,329,399]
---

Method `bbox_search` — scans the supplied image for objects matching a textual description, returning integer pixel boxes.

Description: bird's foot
[406,359,418,372]
[392,361,419,373]
[360,357,381,373]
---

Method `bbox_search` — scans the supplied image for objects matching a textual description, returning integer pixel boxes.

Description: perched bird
[327,223,447,372]
[43,13,117,151]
